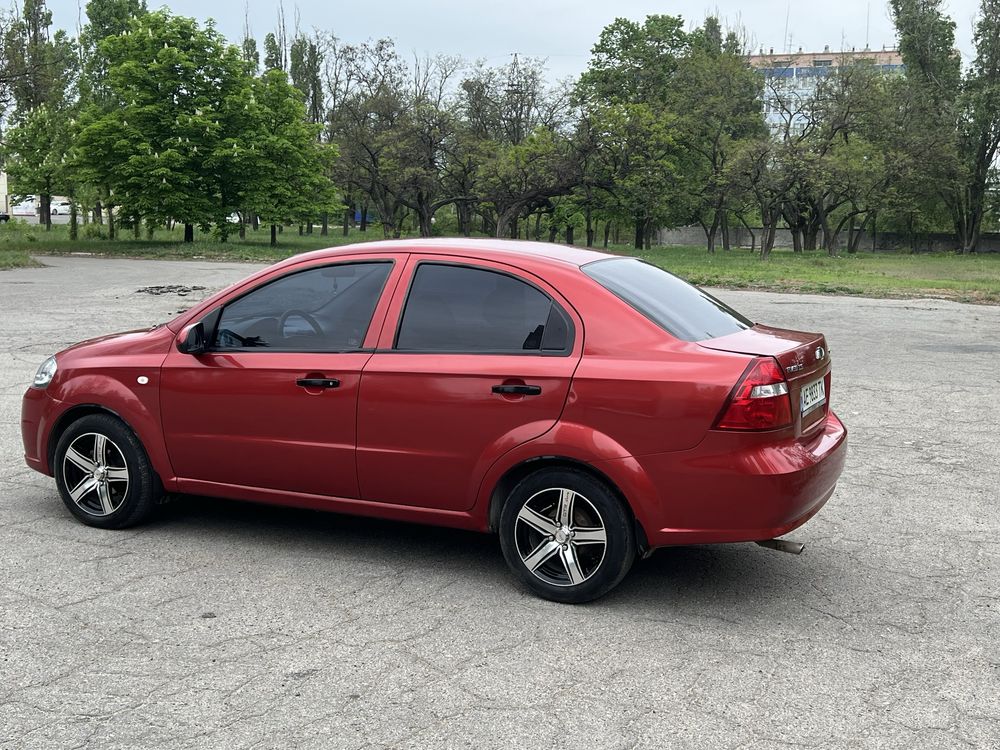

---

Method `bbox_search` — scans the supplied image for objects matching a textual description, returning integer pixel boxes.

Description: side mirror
[177,322,206,355]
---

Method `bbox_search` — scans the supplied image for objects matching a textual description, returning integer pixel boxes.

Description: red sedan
[21,240,846,602]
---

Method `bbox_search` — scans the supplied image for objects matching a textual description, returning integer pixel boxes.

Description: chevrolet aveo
[21,239,847,603]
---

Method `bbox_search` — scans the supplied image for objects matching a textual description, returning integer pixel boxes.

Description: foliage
[69,10,334,242]
[0,2,997,256]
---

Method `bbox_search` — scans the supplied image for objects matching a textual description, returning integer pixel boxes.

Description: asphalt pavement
[1,256,998,749]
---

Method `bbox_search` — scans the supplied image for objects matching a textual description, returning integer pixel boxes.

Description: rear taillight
[714,357,793,431]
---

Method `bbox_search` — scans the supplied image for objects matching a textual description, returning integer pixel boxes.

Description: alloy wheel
[61,432,130,517]
[514,487,607,587]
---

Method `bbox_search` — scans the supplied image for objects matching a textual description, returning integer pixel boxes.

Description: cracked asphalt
[1,256,998,749]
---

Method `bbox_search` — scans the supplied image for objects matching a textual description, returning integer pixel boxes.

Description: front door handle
[492,384,542,396]
[296,378,340,389]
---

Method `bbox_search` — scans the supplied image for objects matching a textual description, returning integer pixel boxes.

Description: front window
[212,261,392,351]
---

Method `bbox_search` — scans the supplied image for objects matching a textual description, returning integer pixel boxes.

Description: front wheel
[499,468,636,603]
[53,413,160,529]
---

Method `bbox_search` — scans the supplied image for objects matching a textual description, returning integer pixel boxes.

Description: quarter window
[395,263,570,353]
[213,262,392,351]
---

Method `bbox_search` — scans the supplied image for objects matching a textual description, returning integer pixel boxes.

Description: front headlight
[32,356,57,388]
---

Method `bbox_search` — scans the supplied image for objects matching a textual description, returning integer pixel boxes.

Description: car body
[51,201,73,215]
[21,239,846,602]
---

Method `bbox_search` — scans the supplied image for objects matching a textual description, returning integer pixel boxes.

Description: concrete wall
[655,226,1000,253]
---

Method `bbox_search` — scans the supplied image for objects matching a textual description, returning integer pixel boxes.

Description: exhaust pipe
[756,538,805,555]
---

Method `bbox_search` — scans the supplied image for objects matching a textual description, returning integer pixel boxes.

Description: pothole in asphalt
[135,285,207,296]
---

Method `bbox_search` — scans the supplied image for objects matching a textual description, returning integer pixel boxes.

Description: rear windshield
[582,257,753,342]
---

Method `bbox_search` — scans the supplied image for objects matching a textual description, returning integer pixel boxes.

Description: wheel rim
[62,432,130,517]
[514,487,607,587]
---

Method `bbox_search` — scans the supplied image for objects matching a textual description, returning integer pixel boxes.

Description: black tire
[499,468,636,603]
[53,413,160,529]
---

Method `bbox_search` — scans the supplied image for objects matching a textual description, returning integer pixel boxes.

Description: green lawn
[635,245,1000,304]
[3,222,1000,304]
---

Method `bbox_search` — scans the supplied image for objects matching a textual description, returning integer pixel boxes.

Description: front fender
[47,369,175,488]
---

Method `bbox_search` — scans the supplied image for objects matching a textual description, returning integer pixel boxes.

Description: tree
[587,103,683,249]
[78,0,147,103]
[890,0,1000,251]
[75,11,253,241]
[727,137,797,259]
[956,0,1000,251]
[245,69,337,245]
[576,15,689,107]
[479,126,584,238]
[671,18,765,252]
[4,104,74,227]
[289,33,324,125]
[4,0,77,227]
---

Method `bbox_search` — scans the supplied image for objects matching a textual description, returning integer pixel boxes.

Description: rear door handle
[296,378,340,389]
[492,384,542,396]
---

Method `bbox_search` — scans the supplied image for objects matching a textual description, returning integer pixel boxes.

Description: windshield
[583,258,752,342]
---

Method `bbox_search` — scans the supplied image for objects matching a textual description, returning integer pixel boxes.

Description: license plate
[800,377,826,415]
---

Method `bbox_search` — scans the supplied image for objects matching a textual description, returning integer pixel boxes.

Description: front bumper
[21,387,59,476]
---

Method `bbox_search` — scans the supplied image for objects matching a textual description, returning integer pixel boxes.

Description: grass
[635,245,1000,304]
[3,221,1000,304]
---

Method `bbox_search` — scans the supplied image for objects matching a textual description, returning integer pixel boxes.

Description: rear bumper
[625,411,847,548]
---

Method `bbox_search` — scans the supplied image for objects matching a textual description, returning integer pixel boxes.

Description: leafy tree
[956,0,1000,251]
[4,0,77,226]
[329,39,409,236]
[289,33,325,125]
[890,0,1000,251]
[671,18,765,252]
[479,127,584,238]
[4,104,73,225]
[727,137,797,258]
[263,32,284,72]
[587,103,683,249]
[75,11,253,240]
[576,15,689,106]
[244,69,337,245]
[78,0,147,102]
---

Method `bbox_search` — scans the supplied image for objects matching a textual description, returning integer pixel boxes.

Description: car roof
[287,238,618,271]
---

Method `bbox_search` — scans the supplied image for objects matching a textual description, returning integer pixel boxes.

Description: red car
[21,240,846,602]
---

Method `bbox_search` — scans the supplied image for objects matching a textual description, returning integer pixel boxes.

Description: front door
[356,257,582,511]
[161,259,397,499]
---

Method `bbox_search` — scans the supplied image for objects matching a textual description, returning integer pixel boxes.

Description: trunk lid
[701,324,832,435]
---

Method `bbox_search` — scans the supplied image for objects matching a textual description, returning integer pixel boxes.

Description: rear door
[356,256,582,511]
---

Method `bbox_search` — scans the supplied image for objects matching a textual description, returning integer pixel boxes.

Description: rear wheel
[499,468,636,603]
[54,414,160,529]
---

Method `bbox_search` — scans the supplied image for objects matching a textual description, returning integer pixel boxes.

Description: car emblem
[815,347,826,361]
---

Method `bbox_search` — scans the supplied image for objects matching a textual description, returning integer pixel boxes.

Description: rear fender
[471,421,661,535]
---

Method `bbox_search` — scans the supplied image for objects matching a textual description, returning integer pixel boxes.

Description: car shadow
[154,494,840,616]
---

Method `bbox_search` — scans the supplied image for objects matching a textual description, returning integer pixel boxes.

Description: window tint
[396,263,570,353]
[213,262,392,350]
[583,258,753,342]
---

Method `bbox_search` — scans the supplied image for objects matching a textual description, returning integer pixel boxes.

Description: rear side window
[395,263,571,353]
[583,258,752,342]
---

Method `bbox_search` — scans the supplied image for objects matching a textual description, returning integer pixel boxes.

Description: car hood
[58,325,175,360]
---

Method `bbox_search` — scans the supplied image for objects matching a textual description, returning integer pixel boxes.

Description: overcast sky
[48,0,983,81]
